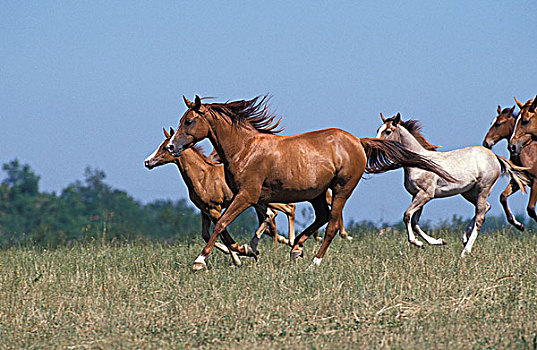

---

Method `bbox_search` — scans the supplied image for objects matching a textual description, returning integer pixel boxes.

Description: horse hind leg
[411,208,446,245]
[290,195,330,260]
[310,193,350,267]
[500,181,524,231]
[461,191,492,258]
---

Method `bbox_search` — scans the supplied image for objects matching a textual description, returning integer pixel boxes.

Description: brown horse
[145,127,295,265]
[167,95,456,270]
[489,96,537,229]
[510,95,537,156]
[207,149,352,241]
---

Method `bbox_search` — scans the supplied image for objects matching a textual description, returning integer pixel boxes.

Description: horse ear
[531,95,537,112]
[510,106,518,118]
[163,127,170,139]
[514,96,524,108]
[183,96,193,108]
[194,95,202,110]
[392,113,401,125]
[169,127,175,136]
[380,113,386,122]
[497,105,502,114]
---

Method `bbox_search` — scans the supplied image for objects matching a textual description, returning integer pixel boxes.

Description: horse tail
[360,138,457,182]
[495,155,530,194]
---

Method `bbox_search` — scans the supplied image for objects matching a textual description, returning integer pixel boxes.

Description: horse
[166,95,456,271]
[482,103,537,230]
[377,113,529,257]
[509,95,537,156]
[206,148,352,242]
[145,127,295,265]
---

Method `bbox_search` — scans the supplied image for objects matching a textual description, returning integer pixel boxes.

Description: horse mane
[386,116,440,151]
[205,95,284,134]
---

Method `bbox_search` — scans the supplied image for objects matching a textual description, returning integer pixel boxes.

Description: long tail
[496,155,530,194]
[360,138,457,182]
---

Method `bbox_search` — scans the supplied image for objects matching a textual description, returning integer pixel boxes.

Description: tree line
[0,159,529,248]
[0,159,258,248]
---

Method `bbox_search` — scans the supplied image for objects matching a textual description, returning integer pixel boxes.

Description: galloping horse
[145,127,295,265]
[483,102,537,230]
[167,95,455,270]
[377,113,529,257]
[509,96,537,156]
[207,146,352,242]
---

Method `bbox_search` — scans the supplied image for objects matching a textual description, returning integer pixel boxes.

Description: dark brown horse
[167,95,456,270]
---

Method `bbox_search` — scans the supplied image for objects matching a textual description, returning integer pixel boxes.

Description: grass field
[1,229,536,349]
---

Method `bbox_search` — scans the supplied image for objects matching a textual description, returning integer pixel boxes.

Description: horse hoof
[460,250,470,258]
[244,244,260,257]
[515,223,525,231]
[344,236,353,242]
[290,250,304,261]
[439,239,446,245]
[230,251,242,266]
[192,261,207,271]
[315,237,323,242]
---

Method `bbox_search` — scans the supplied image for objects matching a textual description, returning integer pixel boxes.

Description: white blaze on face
[509,115,522,144]
[145,140,166,163]
[376,124,387,138]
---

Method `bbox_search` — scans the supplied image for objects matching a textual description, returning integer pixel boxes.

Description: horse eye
[521,118,530,125]
[385,130,392,135]
[184,119,193,126]
[494,122,501,128]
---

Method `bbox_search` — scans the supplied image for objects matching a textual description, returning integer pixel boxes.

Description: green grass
[1,229,536,349]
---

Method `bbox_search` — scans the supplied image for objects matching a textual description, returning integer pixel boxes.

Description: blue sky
[1,1,536,226]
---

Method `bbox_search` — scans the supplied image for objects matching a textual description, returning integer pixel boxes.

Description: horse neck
[206,115,258,165]
[174,149,210,191]
[396,126,429,154]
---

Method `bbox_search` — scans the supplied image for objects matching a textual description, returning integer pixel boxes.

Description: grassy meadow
[1,228,536,349]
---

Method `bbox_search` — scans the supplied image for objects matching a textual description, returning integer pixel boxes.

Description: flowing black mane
[205,95,284,134]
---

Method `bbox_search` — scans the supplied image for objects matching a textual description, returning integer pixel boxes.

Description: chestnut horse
[207,149,352,242]
[377,113,529,257]
[483,103,537,230]
[145,128,296,265]
[167,95,455,270]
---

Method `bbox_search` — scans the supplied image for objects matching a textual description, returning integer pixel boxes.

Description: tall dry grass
[1,229,536,349]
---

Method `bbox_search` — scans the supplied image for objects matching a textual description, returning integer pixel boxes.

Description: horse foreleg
[291,195,330,260]
[500,181,524,231]
[206,210,242,266]
[310,195,348,268]
[412,208,445,245]
[404,192,433,248]
[194,196,253,271]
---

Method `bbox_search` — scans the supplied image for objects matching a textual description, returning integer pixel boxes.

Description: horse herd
[144,94,537,271]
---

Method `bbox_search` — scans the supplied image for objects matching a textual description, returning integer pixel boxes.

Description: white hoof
[410,239,424,248]
[230,251,242,266]
[193,256,207,271]
[460,249,470,258]
[345,236,353,241]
